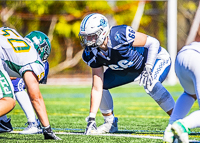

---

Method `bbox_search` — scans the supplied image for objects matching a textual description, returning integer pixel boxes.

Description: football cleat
[43,126,61,140]
[91,117,118,134]
[171,120,190,143]
[19,119,42,134]
[0,118,13,133]
[84,117,97,135]
[163,124,174,143]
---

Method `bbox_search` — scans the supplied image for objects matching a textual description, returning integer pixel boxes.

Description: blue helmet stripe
[81,13,96,31]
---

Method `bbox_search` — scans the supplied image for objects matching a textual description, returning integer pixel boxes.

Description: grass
[1,83,200,142]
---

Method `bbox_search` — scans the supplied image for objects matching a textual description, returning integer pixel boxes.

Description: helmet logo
[98,19,107,28]
[32,37,40,45]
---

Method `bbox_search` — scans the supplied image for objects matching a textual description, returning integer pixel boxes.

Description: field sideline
[1,83,200,142]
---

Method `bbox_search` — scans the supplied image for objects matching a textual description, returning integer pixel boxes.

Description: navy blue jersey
[12,61,49,92]
[82,25,148,72]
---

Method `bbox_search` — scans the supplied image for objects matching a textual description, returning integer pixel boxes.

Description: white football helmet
[79,13,110,47]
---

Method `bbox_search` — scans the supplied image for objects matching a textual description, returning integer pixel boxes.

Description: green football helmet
[25,31,51,61]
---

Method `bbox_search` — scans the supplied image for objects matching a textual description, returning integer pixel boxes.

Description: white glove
[139,64,153,87]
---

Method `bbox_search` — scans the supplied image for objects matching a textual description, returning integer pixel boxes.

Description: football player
[79,13,175,135]
[0,27,61,140]
[0,60,49,134]
[163,41,200,143]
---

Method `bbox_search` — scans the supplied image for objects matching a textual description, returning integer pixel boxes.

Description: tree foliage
[0,0,198,76]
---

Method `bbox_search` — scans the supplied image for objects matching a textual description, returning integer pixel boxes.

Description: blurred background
[0,0,199,85]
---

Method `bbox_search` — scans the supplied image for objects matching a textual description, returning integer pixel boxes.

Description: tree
[0,0,178,77]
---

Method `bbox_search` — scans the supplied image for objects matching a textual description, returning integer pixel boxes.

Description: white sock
[0,115,8,121]
[89,113,96,118]
[15,90,36,122]
[169,92,195,124]
[182,110,200,129]
[103,114,114,122]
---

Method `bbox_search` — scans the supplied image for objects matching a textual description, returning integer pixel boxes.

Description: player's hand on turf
[84,117,97,135]
[139,64,153,87]
[43,125,61,140]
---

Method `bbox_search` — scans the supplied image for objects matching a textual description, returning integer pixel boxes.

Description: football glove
[139,64,153,87]
[84,117,97,135]
[43,125,61,140]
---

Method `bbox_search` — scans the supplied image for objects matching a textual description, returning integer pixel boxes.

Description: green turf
[2,83,200,142]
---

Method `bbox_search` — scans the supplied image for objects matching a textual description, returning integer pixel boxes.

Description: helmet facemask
[79,28,103,47]
[36,39,51,61]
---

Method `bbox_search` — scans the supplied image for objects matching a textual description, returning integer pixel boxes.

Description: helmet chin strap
[99,37,108,51]
[105,26,112,38]
[97,26,112,48]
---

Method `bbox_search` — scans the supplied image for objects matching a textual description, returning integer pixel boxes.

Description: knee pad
[99,89,113,114]
[148,82,175,112]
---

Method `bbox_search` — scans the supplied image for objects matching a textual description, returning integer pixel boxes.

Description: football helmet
[79,13,110,47]
[25,31,51,61]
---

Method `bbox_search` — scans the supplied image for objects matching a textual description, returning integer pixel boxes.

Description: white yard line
[10,131,198,142]
[10,130,162,139]
[56,132,163,139]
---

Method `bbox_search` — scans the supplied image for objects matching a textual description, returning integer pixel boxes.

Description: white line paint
[56,132,163,139]
[9,131,163,139]
[10,131,198,142]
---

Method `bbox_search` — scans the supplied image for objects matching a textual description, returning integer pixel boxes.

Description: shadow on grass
[116,130,163,135]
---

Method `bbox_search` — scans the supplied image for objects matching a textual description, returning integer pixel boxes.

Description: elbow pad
[144,36,160,66]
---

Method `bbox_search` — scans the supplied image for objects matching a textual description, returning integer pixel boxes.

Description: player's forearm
[31,96,49,127]
[90,67,104,114]
[90,89,103,114]
[23,71,50,127]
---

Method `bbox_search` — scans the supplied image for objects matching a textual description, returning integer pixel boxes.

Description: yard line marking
[55,132,199,142]
[10,131,199,142]
[11,128,200,135]
[56,132,163,139]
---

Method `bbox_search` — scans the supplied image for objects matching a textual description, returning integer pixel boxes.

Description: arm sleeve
[144,36,160,66]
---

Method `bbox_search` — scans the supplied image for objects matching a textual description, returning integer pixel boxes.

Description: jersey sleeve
[82,48,102,68]
[110,25,136,48]
[19,61,45,82]
[125,26,136,45]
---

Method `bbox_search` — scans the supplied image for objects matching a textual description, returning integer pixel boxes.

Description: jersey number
[128,28,135,39]
[1,29,30,53]
[109,60,134,70]
[38,72,45,81]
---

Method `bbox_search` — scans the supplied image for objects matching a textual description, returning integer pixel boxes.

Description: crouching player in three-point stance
[78,13,175,135]
[0,27,61,140]
[163,41,200,143]
[0,61,49,134]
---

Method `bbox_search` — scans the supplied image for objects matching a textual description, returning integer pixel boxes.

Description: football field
[1,83,200,142]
